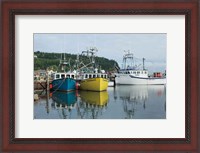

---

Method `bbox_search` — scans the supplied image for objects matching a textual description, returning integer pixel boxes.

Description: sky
[34,33,166,73]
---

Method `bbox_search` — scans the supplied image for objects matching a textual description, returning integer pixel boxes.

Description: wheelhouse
[118,69,148,78]
[52,73,75,80]
[82,73,108,80]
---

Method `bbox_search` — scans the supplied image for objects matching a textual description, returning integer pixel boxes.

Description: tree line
[34,51,119,72]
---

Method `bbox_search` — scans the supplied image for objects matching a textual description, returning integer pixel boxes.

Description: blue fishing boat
[51,73,76,92]
[51,53,77,92]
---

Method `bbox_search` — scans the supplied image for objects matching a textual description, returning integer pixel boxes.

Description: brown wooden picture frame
[1,0,199,152]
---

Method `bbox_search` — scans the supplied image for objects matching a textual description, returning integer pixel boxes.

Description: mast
[59,53,71,72]
[142,58,145,70]
[123,50,134,69]
[81,47,98,70]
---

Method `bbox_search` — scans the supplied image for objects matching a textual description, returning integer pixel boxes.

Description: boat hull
[115,75,166,85]
[52,78,76,91]
[79,78,108,91]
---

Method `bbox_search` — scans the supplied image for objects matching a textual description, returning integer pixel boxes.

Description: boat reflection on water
[51,91,77,119]
[35,85,165,119]
[114,85,165,119]
[79,91,108,106]
[116,85,148,101]
[77,91,109,119]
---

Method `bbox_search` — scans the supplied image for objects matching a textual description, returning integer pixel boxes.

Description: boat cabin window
[93,75,96,78]
[105,75,107,78]
[89,74,92,78]
[71,75,74,79]
[137,71,140,74]
[85,74,88,79]
[66,75,70,78]
[144,71,147,74]
[61,74,65,78]
[101,75,103,78]
[56,74,60,79]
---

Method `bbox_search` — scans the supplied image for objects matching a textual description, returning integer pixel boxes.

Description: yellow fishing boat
[79,77,108,91]
[80,90,108,106]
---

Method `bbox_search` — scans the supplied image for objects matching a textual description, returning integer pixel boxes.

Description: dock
[34,80,52,91]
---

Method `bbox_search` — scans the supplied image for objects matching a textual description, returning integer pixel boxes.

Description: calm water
[34,85,166,119]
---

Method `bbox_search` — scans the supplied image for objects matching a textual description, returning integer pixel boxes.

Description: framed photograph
[1,0,199,152]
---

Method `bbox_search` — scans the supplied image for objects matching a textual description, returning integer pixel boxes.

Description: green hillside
[34,51,119,72]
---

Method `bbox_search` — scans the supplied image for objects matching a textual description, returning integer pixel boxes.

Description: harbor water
[34,85,166,119]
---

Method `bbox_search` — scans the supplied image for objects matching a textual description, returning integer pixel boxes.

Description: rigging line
[51,78,65,88]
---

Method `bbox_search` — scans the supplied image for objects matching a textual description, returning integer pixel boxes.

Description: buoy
[49,83,53,89]
[76,82,79,90]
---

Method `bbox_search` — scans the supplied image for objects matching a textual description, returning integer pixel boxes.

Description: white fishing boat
[115,51,166,85]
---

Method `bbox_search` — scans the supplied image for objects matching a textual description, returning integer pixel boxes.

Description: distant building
[48,69,56,75]
[34,70,46,81]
